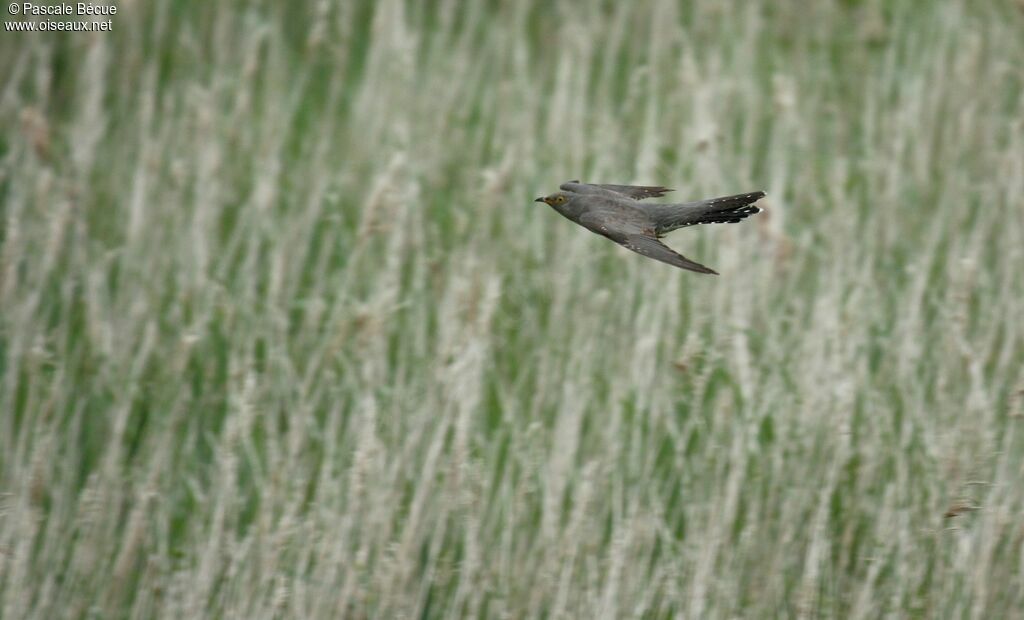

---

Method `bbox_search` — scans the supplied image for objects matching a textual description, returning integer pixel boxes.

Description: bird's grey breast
[579,195,650,224]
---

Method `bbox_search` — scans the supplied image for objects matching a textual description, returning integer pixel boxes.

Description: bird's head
[534,192,570,207]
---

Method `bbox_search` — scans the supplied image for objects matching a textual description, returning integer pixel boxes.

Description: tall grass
[2,0,1023,617]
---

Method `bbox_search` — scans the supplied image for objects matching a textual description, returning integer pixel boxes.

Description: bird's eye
[554,196,566,204]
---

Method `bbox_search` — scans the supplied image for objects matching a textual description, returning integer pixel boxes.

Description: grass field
[2,0,1023,617]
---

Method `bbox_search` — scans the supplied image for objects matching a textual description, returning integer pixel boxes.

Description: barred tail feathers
[653,191,765,235]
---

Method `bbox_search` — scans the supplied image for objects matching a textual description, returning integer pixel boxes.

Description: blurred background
[2,0,1023,617]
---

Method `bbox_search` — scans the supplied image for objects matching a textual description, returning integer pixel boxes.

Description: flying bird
[534,181,765,275]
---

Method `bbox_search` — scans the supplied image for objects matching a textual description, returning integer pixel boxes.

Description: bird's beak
[534,197,546,203]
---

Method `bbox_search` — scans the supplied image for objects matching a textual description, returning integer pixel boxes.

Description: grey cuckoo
[534,181,765,275]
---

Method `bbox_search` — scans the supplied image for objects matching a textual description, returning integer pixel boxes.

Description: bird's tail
[652,191,765,235]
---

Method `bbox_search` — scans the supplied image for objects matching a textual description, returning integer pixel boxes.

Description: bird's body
[535,181,765,274]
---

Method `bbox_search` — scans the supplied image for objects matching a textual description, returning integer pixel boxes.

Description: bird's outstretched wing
[620,235,718,274]
[577,211,717,275]
[560,181,673,201]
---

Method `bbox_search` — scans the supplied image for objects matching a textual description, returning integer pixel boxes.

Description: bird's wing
[595,184,674,200]
[577,209,645,238]
[619,235,718,275]
[577,212,717,275]
[560,181,673,201]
